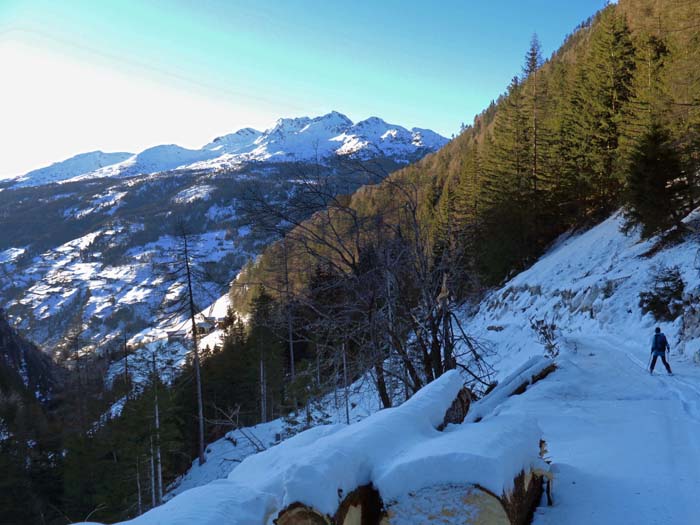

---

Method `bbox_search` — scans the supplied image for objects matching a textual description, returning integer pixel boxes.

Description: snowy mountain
[6,112,448,188]
[207,112,448,165]
[110,209,700,524]
[203,127,263,153]
[12,151,133,188]
[0,114,444,355]
[82,144,221,181]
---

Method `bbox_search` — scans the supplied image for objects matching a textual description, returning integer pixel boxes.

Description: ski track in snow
[513,335,700,524]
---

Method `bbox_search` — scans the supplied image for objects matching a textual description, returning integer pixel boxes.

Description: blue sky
[0,0,607,177]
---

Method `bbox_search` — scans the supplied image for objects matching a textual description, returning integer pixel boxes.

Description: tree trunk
[124,334,130,399]
[342,343,350,425]
[283,239,295,381]
[136,458,143,516]
[260,355,267,423]
[149,438,156,509]
[152,354,163,505]
[374,360,392,409]
[183,234,206,465]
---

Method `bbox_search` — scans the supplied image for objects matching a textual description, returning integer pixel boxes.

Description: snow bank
[228,369,464,516]
[466,356,555,423]
[167,366,386,498]
[376,414,545,501]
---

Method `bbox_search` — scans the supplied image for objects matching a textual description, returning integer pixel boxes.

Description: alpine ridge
[5,112,448,188]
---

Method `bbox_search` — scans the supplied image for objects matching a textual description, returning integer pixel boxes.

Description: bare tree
[235,159,495,412]
[152,225,213,465]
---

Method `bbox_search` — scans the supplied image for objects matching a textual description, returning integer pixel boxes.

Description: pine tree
[482,77,530,210]
[249,288,285,423]
[620,33,670,167]
[477,77,536,280]
[624,121,683,236]
[522,33,545,195]
[564,7,636,214]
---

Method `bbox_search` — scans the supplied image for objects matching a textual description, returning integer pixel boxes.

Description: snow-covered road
[497,335,700,524]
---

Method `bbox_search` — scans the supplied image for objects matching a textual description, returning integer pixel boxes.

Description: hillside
[0,311,62,524]
[9,0,700,522]
[0,112,446,356]
[230,0,700,307]
[0,309,58,402]
[83,207,700,524]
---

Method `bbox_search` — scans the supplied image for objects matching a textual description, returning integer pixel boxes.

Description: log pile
[275,371,553,525]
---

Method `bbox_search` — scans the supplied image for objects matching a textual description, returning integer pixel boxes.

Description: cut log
[467,357,557,423]
[275,503,331,525]
[335,484,384,525]
[438,387,472,430]
[510,363,557,396]
[382,484,509,525]
[383,470,545,525]
[500,470,545,525]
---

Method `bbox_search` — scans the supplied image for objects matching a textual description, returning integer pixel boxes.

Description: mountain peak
[354,116,389,128]
[271,116,312,133]
[12,112,448,187]
[13,150,134,187]
[315,110,352,126]
[203,128,263,153]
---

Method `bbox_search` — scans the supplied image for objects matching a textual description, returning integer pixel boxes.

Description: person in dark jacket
[649,327,672,375]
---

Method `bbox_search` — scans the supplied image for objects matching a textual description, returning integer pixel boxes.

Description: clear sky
[0,0,608,178]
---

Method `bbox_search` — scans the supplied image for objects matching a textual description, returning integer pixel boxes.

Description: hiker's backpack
[652,333,666,352]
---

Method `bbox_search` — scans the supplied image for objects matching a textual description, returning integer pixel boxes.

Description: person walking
[649,327,673,375]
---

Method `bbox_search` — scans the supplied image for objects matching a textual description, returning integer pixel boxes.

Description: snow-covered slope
[12,151,133,187]
[110,210,700,524]
[9,112,448,187]
[78,145,221,181]
[468,210,700,369]
[1,115,443,353]
[202,127,263,154]
[83,371,546,525]
[460,211,700,523]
